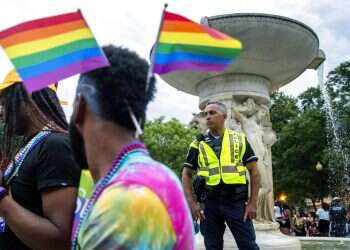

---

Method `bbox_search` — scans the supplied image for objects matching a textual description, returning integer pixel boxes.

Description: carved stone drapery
[233,97,276,223]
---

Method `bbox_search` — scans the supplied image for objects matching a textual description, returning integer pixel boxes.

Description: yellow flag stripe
[160,31,242,49]
[5,28,94,59]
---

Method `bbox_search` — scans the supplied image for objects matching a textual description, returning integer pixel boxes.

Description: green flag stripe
[156,43,241,58]
[13,38,98,69]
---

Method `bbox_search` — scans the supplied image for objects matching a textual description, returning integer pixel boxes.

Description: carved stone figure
[233,98,276,222]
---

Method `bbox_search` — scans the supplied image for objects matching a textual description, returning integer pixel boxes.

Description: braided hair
[0,83,68,170]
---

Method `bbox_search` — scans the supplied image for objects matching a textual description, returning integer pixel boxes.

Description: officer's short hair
[205,101,227,115]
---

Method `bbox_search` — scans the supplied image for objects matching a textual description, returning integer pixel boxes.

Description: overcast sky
[0,0,349,123]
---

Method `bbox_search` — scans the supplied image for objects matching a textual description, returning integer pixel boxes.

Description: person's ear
[72,94,87,132]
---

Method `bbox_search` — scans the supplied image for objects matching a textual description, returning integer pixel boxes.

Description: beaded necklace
[4,130,51,185]
[70,141,147,250]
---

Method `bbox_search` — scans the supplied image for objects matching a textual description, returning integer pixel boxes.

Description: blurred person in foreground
[69,45,194,250]
[0,70,80,249]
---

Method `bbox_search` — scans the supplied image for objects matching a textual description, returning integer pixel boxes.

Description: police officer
[329,197,347,237]
[182,101,260,250]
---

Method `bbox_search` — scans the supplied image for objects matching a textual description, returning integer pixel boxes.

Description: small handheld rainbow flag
[151,7,242,75]
[0,10,109,92]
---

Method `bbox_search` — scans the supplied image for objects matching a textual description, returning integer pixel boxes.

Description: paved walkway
[196,229,238,249]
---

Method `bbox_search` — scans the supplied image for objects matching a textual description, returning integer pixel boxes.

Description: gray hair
[205,101,227,115]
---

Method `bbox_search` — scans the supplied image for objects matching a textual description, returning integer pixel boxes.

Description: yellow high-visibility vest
[191,129,247,186]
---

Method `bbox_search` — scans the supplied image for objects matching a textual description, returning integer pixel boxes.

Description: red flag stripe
[0,11,82,40]
[164,11,194,23]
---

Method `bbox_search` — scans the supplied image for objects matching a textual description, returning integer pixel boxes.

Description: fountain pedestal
[196,223,301,250]
[161,13,325,249]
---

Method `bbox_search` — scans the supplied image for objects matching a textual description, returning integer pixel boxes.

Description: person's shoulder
[117,159,187,206]
[37,131,70,154]
[190,132,211,147]
[44,131,69,146]
[189,133,204,146]
[95,184,173,221]
[102,184,163,204]
[132,159,183,186]
[83,184,177,249]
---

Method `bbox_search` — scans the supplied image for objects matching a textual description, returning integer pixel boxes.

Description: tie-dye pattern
[77,151,194,250]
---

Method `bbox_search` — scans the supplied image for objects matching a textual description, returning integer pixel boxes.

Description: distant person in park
[346,209,350,236]
[279,203,293,235]
[329,197,347,237]
[306,212,319,237]
[316,202,330,237]
[0,70,80,249]
[182,100,261,250]
[69,45,194,250]
[274,200,283,225]
[293,211,307,236]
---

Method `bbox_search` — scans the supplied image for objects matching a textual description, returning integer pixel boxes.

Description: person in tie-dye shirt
[69,45,194,250]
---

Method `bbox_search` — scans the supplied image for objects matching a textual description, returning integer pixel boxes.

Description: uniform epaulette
[196,133,205,142]
[189,133,205,149]
[189,140,199,149]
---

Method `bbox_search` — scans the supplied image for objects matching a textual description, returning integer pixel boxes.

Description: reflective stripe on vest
[197,129,247,185]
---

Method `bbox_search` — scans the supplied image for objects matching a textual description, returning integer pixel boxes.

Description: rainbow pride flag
[0,11,109,92]
[152,11,242,75]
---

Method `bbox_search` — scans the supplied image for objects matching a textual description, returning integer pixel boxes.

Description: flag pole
[78,9,110,66]
[146,3,168,91]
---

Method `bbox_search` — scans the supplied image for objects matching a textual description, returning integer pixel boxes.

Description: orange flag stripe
[162,20,205,33]
[0,20,86,48]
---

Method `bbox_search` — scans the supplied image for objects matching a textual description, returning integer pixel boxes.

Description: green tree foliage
[143,117,199,177]
[140,60,350,204]
[271,88,329,205]
[326,61,350,115]
[326,61,350,162]
[325,62,350,195]
[272,59,350,204]
[270,92,299,133]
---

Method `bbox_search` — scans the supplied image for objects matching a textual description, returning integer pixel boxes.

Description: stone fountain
[160,13,325,249]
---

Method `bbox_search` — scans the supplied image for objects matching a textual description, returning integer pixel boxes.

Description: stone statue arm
[233,108,247,124]
[244,160,261,221]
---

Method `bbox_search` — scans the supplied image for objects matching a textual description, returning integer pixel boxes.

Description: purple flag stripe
[153,61,228,75]
[23,56,109,92]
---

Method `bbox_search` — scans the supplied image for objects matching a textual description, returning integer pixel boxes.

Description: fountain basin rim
[203,12,319,44]
[296,236,350,242]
